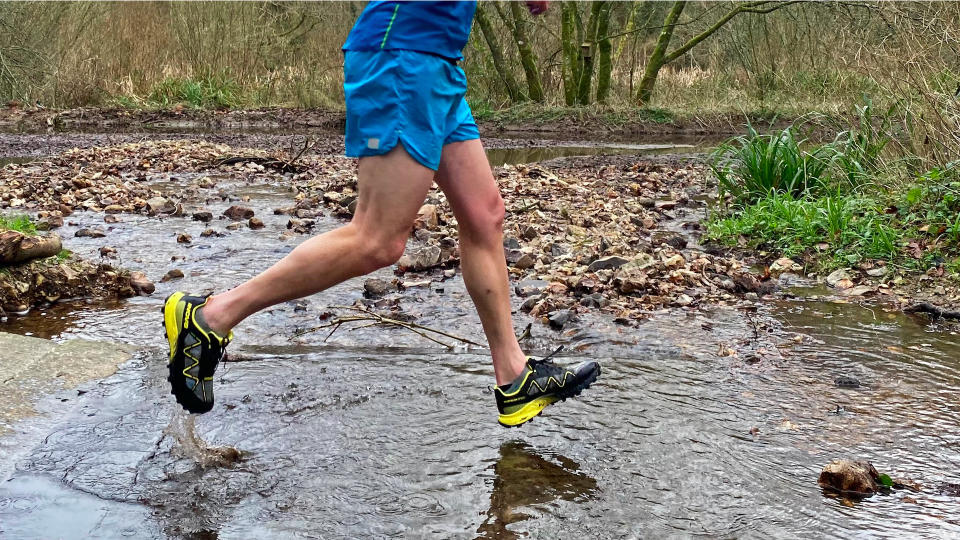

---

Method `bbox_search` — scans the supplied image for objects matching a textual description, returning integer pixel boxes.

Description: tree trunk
[474,4,524,103]
[0,231,62,265]
[637,0,686,105]
[576,1,603,105]
[560,2,581,106]
[595,2,613,103]
[508,1,544,102]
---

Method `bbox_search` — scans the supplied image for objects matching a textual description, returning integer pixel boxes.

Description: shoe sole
[497,363,601,428]
[162,293,213,414]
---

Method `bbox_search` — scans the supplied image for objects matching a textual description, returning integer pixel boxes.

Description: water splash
[163,408,242,469]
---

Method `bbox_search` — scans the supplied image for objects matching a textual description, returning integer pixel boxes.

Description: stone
[397,245,442,272]
[549,243,568,257]
[637,197,656,209]
[161,269,184,282]
[192,211,213,223]
[866,267,888,278]
[826,269,851,288]
[520,225,538,241]
[514,253,536,270]
[770,257,802,276]
[504,248,523,265]
[515,279,549,297]
[588,255,629,272]
[104,204,125,214]
[414,204,439,230]
[145,196,175,215]
[129,271,155,295]
[226,222,243,231]
[675,293,694,306]
[579,293,607,308]
[842,285,874,297]
[104,215,119,224]
[347,199,358,216]
[176,233,192,244]
[548,309,574,330]
[651,231,687,249]
[520,295,542,312]
[818,460,882,495]
[503,237,521,250]
[363,278,392,298]
[223,205,255,220]
[75,228,106,238]
[248,217,265,229]
[98,246,116,257]
[835,375,861,388]
[200,228,217,237]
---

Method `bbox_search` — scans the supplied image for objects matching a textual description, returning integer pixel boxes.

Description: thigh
[434,139,503,227]
[353,146,435,239]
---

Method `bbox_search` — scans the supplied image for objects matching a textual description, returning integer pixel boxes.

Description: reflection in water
[477,440,598,539]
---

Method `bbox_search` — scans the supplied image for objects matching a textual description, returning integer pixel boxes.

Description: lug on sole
[497,364,601,428]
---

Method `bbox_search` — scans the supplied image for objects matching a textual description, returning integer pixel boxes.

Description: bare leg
[200,146,434,334]
[435,139,527,385]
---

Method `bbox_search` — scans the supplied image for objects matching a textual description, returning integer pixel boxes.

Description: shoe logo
[530,371,575,393]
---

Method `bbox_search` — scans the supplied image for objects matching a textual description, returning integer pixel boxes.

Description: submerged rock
[223,205,255,220]
[818,459,882,495]
[363,278,393,298]
[548,309,575,329]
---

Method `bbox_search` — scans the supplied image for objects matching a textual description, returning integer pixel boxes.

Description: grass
[0,214,37,235]
[706,106,960,275]
[113,74,242,110]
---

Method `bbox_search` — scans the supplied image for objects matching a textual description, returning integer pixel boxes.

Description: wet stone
[588,255,629,272]
[548,309,575,329]
[248,217,264,230]
[514,253,536,270]
[516,279,549,297]
[75,228,106,238]
[503,237,521,250]
[223,205,255,220]
[818,459,882,495]
[129,271,155,295]
[176,233,191,244]
[520,294,542,312]
[192,211,213,223]
[651,231,687,249]
[161,269,184,282]
[363,278,392,298]
[580,293,607,308]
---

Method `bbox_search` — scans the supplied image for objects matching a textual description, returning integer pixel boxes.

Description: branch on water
[293,305,486,348]
[904,302,960,320]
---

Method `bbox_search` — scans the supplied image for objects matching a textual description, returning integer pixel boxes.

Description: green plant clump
[0,214,38,235]
[147,74,241,109]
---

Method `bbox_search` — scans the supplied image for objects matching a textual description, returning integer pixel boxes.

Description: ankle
[199,295,232,336]
[494,353,528,386]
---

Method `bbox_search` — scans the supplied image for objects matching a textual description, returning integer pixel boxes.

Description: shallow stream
[1,131,959,538]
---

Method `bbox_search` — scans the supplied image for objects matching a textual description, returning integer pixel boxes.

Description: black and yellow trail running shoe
[162,292,232,414]
[494,347,600,428]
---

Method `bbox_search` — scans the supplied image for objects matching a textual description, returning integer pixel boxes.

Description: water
[2,132,960,538]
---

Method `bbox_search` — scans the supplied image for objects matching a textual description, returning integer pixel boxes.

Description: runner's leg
[434,139,527,385]
[199,146,434,334]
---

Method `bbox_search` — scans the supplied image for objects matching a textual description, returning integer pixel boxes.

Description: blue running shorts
[343,49,480,171]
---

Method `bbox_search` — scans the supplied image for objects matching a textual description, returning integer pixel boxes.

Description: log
[0,231,62,265]
[905,302,960,320]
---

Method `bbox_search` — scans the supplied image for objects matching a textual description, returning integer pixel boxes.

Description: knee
[360,234,408,272]
[460,192,505,242]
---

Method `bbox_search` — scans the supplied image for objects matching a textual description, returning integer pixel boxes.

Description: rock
[248,217,265,229]
[104,204,125,214]
[655,200,676,211]
[39,216,63,230]
[192,211,213,223]
[75,228,106,238]
[520,225,538,241]
[835,375,861,388]
[834,278,855,290]
[770,257,802,276]
[866,267,888,277]
[745,292,759,301]
[129,271,155,295]
[514,253,536,270]
[637,197,656,209]
[579,293,607,308]
[503,237,521,250]
[817,460,882,495]
[223,205,255,220]
[520,295,542,312]
[145,196,175,215]
[176,233,192,244]
[200,228,217,237]
[504,248,523,265]
[675,293,694,306]
[826,269,851,288]
[663,254,685,268]
[161,269,184,282]
[516,279,549,297]
[98,246,116,257]
[651,231,687,249]
[0,231,62,264]
[226,222,243,231]
[363,278,392,298]
[588,255,629,272]
[347,199,358,216]
[104,215,119,224]
[842,285,874,297]
[548,309,574,330]
[397,245,442,272]
[414,204,439,230]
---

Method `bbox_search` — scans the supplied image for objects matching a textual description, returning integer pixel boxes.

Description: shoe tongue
[194,307,226,343]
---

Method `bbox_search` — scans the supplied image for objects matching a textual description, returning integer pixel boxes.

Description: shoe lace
[528,345,564,370]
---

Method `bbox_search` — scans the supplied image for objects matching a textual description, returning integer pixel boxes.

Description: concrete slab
[0,331,134,433]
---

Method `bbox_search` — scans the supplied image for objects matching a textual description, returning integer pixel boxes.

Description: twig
[905,302,960,320]
[294,305,485,348]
